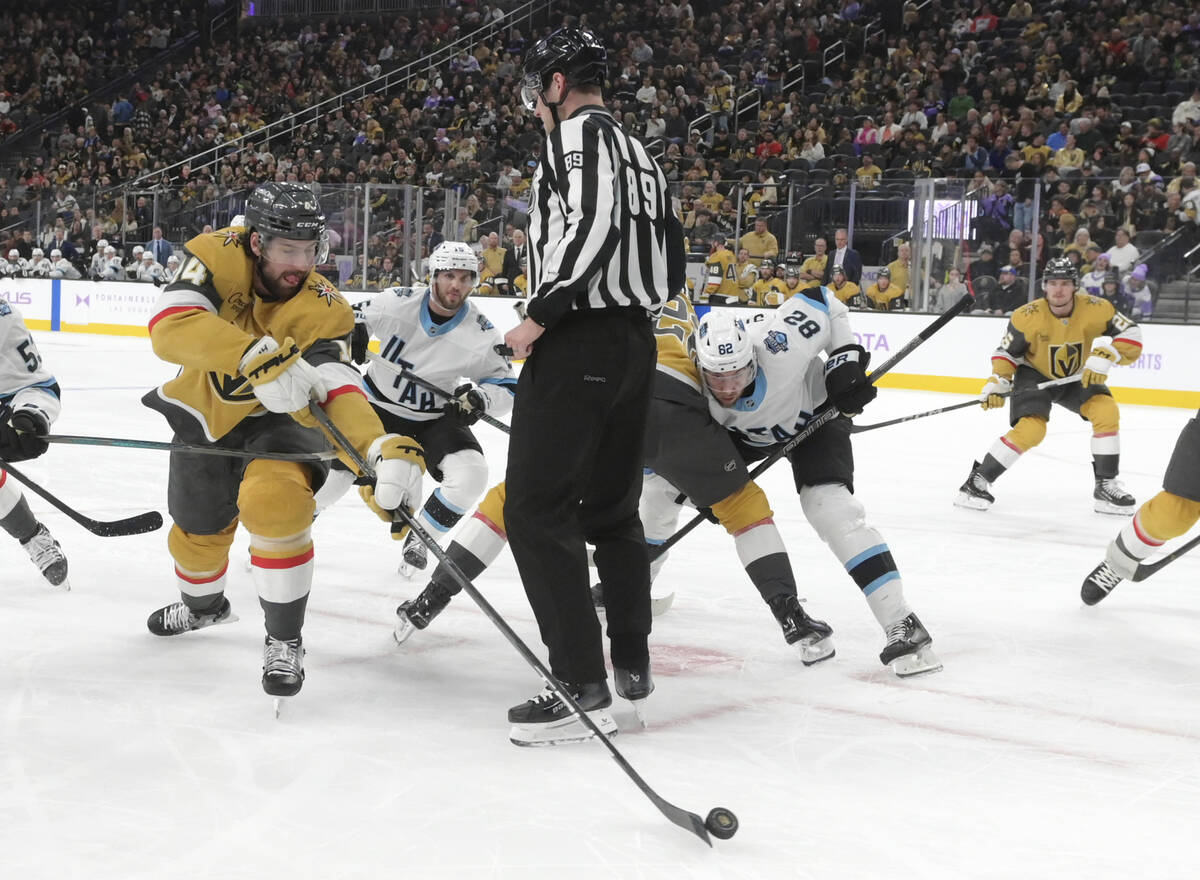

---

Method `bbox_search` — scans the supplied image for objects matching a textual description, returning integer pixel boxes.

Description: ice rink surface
[2,331,1198,880]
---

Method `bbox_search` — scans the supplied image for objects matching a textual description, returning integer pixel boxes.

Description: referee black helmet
[521,27,607,110]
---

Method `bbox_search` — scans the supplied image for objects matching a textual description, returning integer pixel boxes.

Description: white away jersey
[705,287,854,446]
[0,300,61,424]
[357,286,516,422]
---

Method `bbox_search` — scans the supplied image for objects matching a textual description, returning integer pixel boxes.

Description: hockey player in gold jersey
[704,238,747,304]
[827,265,865,308]
[956,257,1142,514]
[751,259,788,307]
[1081,411,1200,604]
[141,181,426,701]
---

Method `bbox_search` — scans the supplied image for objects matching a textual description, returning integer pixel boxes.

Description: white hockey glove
[1081,340,1120,389]
[239,336,326,414]
[445,382,488,426]
[359,434,426,541]
[979,374,1012,410]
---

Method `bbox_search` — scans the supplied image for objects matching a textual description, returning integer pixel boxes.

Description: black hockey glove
[445,383,488,426]
[350,309,370,365]
[823,344,877,417]
[0,406,50,462]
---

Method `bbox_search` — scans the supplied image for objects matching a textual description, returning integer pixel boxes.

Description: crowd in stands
[1,0,1199,319]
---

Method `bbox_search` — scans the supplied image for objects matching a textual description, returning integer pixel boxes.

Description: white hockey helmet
[142,251,155,261]
[429,240,478,277]
[97,239,108,250]
[105,245,116,255]
[132,245,144,257]
[51,248,62,258]
[696,311,757,404]
[32,247,44,258]
[230,214,246,229]
[166,253,180,266]
[8,249,18,259]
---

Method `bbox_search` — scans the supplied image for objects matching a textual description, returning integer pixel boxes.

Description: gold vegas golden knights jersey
[142,227,385,464]
[752,277,788,307]
[991,293,1143,381]
[652,288,704,404]
[704,248,746,303]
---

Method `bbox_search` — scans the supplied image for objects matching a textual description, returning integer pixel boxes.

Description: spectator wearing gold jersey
[739,217,779,267]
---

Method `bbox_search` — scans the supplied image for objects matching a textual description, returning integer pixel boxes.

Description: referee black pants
[505,309,656,685]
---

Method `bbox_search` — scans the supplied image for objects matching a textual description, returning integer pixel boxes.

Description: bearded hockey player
[313,240,515,576]
[0,299,69,587]
[956,257,1143,514]
[140,181,426,703]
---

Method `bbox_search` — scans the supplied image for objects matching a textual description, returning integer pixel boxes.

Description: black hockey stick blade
[1132,532,1200,582]
[307,403,720,846]
[0,459,163,537]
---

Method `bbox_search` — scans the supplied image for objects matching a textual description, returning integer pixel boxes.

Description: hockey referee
[503,27,681,745]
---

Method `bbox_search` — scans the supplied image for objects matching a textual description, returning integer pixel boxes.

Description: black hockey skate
[147,597,237,636]
[262,635,305,698]
[955,460,994,510]
[880,613,943,677]
[768,594,835,665]
[614,659,654,727]
[1081,561,1125,605]
[393,581,455,644]
[21,523,68,588]
[1093,478,1136,515]
[508,681,616,746]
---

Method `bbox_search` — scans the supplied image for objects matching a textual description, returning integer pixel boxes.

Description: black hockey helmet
[1042,256,1078,284]
[521,27,607,110]
[245,182,326,243]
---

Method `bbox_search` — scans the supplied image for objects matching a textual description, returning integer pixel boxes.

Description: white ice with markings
[2,332,1198,879]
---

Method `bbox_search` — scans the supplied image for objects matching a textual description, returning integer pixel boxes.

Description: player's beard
[432,285,465,313]
[256,261,308,302]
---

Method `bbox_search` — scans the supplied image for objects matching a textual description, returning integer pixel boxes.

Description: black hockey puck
[705,807,738,840]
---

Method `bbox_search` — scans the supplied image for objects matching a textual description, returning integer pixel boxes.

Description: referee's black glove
[445,383,488,426]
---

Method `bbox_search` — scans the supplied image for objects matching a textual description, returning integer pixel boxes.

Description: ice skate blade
[954,492,992,511]
[509,710,618,747]
[393,612,417,645]
[1093,500,1135,516]
[626,698,649,728]
[397,560,417,579]
[798,637,836,666]
[891,646,943,677]
[272,696,293,718]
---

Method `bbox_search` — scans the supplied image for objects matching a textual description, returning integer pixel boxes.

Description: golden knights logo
[311,281,342,307]
[208,371,254,403]
[1050,342,1083,377]
[222,230,243,248]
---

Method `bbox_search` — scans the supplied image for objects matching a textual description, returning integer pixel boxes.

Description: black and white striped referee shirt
[525,105,673,329]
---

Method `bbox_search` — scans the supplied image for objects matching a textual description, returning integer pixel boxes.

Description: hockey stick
[306,403,735,846]
[849,375,1081,433]
[1132,532,1200,582]
[0,458,163,537]
[44,434,337,461]
[651,291,976,560]
[364,350,512,434]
